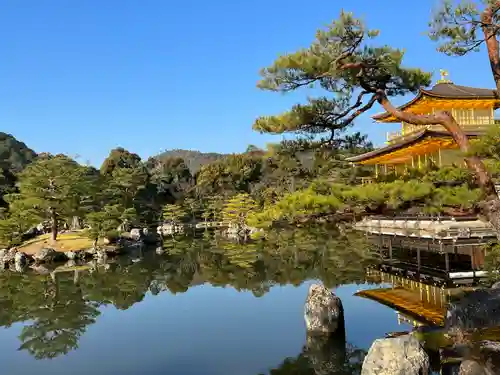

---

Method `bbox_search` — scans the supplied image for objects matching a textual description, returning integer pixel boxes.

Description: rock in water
[304,284,344,334]
[361,334,429,375]
[445,289,500,331]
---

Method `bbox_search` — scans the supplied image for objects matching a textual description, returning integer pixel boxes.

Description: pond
[0,228,442,374]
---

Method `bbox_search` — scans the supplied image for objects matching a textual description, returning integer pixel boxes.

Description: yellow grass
[17,232,96,255]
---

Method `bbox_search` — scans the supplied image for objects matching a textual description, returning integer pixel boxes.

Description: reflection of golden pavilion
[357,269,464,326]
[347,71,500,174]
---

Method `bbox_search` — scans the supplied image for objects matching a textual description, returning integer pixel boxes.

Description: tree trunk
[50,207,58,243]
[376,92,500,238]
[481,6,500,93]
[71,216,81,230]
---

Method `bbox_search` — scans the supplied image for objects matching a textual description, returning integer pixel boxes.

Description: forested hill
[0,132,37,172]
[156,149,227,173]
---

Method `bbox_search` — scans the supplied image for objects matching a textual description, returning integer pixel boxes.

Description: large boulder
[454,341,500,375]
[361,334,429,375]
[129,228,142,241]
[459,360,486,375]
[21,226,41,242]
[0,248,17,265]
[445,289,500,332]
[304,284,344,334]
[32,248,61,263]
[14,252,27,267]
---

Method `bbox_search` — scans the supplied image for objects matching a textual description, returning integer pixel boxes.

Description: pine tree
[85,204,137,247]
[222,193,258,230]
[14,155,95,243]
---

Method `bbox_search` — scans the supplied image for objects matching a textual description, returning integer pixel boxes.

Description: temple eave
[346,130,483,165]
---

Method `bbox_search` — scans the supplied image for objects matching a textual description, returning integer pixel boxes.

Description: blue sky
[0,0,495,166]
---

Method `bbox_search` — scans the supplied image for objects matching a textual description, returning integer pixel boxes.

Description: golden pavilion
[347,71,500,175]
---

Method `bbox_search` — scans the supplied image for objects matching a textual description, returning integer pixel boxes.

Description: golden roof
[373,75,499,123]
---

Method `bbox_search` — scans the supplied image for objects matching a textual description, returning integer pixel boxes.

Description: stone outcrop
[33,248,59,263]
[0,248,17,266]
[445,288,500,332]
[361,334,429,375]
[130,228,142,241]
[459,360,487,375]
[304,284,344,334]
[157,223,185,236]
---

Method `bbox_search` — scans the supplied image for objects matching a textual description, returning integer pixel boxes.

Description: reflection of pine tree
[18,276,100,360]
[0,224,375,361]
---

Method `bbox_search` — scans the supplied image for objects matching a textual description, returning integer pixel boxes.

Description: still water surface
[0,229,411,375]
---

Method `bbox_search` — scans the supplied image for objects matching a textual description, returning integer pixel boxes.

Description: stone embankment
[0,239,143,273]
[157,222,262,238]
[0,227,157,272]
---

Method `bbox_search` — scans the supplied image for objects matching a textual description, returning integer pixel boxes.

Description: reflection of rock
[304,327,347,375]
[445,289,500,332]
[361,334,429,375]
[29,264,52,275]
[305,284,344,334]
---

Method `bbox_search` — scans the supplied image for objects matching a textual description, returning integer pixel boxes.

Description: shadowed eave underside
[346,129,484,165]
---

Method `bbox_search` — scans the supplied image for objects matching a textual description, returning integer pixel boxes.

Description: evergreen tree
[13,155,95,242]
[222,193,258,229]
[85,205,137,247]
[100,147,142,176]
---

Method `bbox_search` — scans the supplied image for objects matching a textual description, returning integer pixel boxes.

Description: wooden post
[375,164,379,178]
[389,238,393,261]
[417,247,421,273]
[445,253,450,272]
[438,147,442,167]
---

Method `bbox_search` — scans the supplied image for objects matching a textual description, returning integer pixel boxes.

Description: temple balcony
[386,122,498,144]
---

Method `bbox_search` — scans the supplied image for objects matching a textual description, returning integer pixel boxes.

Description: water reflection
[0,226,374,368]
